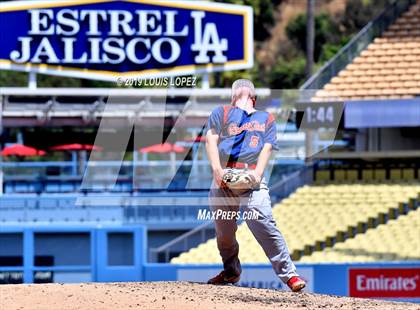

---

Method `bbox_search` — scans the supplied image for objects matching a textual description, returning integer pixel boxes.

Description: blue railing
[0,160,212,192]
[0,192,210,228]
[1,160,304,193]
[300,0,416,90]
[270,165,313,201]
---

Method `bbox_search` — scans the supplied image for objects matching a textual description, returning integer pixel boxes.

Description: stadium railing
[270,164,313,201]
[0,87,271,120]
[1,160,213,193]
[149,221,214,263]
[1,160,304,193]
[0,192,210,228]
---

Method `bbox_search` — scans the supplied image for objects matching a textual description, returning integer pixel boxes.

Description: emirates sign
[349,268,420,298]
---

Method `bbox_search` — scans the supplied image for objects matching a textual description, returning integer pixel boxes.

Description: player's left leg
[240,181,305,291]
[208,184,242,284]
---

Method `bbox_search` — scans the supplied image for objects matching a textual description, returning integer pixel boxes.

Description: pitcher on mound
[205,79,306,292]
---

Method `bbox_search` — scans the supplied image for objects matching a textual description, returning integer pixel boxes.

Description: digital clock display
[306,106,335,123]
[295,102,344,129]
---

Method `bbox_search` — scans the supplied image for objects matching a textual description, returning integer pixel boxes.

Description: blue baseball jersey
[206,105,277,164]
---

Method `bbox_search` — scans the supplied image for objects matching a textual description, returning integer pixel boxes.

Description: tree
[222,0,277,42]
[269,57,306,89]
[339,0,394,35]
[286,13,339,63]
[305,0,315,78]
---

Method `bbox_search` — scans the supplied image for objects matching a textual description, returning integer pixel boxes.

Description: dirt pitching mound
[1,281,419,310]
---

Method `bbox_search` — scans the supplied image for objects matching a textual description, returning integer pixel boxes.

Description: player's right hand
[213,167,228,189]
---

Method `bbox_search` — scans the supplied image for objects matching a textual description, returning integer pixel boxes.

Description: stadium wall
[1,225,419,302]
[144,262,420,303]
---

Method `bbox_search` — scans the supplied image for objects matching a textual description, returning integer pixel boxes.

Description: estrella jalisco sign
[0,0,253,81]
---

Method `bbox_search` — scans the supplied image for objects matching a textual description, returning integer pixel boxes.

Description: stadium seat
[315,170,330,182]
[402,168,415,180]
[300,208,420,263]
[374,169,386,181]
[362,169,374,181]
[347,170,358,181]
[334,170,345,181]
[312,0,420,101]
[390,168,402,180]
[171,182,420,264]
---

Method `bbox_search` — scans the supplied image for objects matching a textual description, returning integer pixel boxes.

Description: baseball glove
[222,169,259,190]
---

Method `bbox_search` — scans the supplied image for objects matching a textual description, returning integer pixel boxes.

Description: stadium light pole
[305,0,315,78]
[28,72,37,89]
[201,74,210,89]
[304,0,316,164]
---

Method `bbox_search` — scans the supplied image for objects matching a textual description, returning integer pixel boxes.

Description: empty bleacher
[300,207,420,262]
[171,182,420,264]
[0,192,209,228]
[315,164,419,183]
[314,0,420,101]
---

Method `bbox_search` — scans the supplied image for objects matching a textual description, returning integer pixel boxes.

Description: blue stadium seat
[45,183,61,193]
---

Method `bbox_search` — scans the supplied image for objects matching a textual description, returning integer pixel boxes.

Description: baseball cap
[231,79,256,97]
[231,79,256,105]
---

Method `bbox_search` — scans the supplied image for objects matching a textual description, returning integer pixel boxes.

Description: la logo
[190,11,228,63]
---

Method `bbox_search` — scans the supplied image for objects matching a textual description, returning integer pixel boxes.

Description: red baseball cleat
[207,270,240,285]
[287,276,306,292]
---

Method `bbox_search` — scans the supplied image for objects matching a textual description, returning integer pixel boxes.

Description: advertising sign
[349,268,420,298]
[0,0,253,81]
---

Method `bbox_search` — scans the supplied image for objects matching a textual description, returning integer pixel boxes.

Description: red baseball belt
[225,162,256,170]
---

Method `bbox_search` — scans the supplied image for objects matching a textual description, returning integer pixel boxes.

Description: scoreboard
[295,101,344,130]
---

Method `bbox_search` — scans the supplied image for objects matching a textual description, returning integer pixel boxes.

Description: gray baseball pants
[208,171,299,283]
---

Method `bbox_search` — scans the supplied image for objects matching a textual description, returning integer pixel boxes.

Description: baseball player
[205,79,306,292]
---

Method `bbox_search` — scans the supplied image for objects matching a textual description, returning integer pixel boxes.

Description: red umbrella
[1,144,45,156]
[140,142,185,153]
[50,143,102,151]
